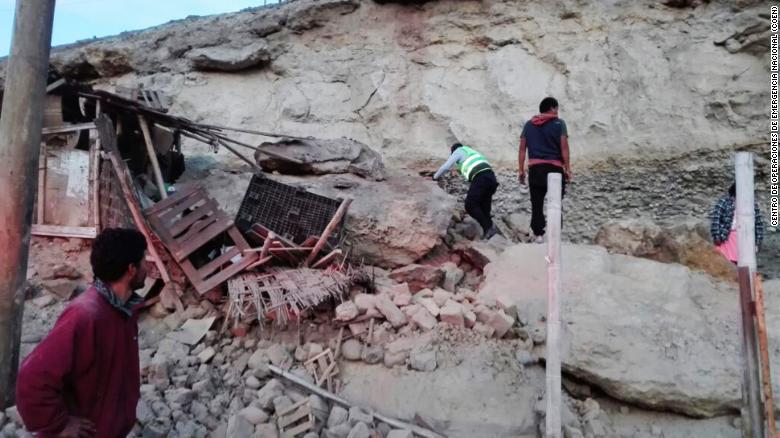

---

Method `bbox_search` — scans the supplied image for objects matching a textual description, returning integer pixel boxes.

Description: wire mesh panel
[235,175,344,245]
[98,159,135,230]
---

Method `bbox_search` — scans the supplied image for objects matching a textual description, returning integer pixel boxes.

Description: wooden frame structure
[33,122,100,239]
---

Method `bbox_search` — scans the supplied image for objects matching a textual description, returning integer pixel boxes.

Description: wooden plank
[277,398,310,419]
[245,256,273,271]
[304,198,351,267]
[96,116,171,284]
[37,142,46,225]
[754,275,777,438]
[41,122,96,135]
[301,236,319,248]
[195,252,258,294]
[31,224,97,239]
[175,214,220,246]
[157,190,207,225]
[45,78,66,93]
[168,199,218,237]
[738,266,764,438]
[545,173,563,438]
[312,249,343,269]
[90,130,101,230]
[197,247,241,278]
[138,115,167,199]
[143,184,201,216]
[173,216,233,261]
[282,418,314,437]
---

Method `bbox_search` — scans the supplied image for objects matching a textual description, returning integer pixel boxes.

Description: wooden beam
[735,152,763,438]
[304,198,351,267]
[41,122,95,135]
[754,275,777,438]
[312,249,343,269]
[96,116,171,284]
[738,267,763,438]
[36,142,46,225]
[45,78,65,93]
[137,115,167,200]
[31,225,97,239]
[545,172,563,438]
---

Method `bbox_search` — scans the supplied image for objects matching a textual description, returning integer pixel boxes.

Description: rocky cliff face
[0,0,769,168]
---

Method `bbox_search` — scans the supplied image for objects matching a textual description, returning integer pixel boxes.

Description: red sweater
[16,287,141,437]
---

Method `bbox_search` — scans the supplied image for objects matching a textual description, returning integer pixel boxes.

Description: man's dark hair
[451,143,463,154]
[729,183,736,197]
[91,228,147,282]
[539,97,559,114]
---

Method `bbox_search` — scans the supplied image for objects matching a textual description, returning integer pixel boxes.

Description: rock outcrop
[0,0,765,167]
[594,218,737,281]
[479,243,780,417]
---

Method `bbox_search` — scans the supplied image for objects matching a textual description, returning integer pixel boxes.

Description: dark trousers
[529,164,566,236]
[465,170,498,233]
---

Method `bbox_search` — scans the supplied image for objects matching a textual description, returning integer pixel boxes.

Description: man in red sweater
[17,228,148,437]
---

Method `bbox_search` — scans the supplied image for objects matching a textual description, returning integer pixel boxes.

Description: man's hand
[518,171,526,185]
[58,417,96,438]
[564,169,573,183]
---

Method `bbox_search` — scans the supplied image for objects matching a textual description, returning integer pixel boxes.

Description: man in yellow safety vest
[433,143,499,240]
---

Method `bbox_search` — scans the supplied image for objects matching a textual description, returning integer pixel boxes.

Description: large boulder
[479,243,780,417]
[594,218,736,281]
[255,137,386,180]
[271,172,455,268]
[187,42,271,72]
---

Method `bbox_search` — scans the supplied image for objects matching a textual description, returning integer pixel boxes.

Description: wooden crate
[144,185,258,294]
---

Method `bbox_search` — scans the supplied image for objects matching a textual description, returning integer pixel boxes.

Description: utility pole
[0,0,56,408]
[545,173,563,438]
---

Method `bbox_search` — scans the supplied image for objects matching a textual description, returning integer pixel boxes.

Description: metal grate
[98,160,135,230]
[235,175,343,246]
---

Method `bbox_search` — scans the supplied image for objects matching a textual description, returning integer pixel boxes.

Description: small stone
[563,425,584,438]
[387,430,414,438]
[583,418,607,437]
[326,423,353,438]
[411,307,437,331]
[247,349,268,370]
[32,294,55,308]
[335,301,360,321]
[463,310,477,328]
[516,350,537,366]
[417,298,440,317]
[348,407,373,426]
[487,309,515,338]
[651,425,663,436]
[267,344,292,368]
[165,388,196,406]
[347,422,371,438]
[441,262,465,292]
[353,294,377,313]
[410,349,437,372]
[342,339,363,361]
[432,289,453,307]
[245,375,261,389]
[328,406,349,428]
[375,295,407,328]
[389,265,444,292]
[136,399,155,424]
[4,406,21,425]
[255,423,279,438]
[192,378,213,393]
[239,406,269,425]
[361,345,384,365]
[392,290,413,307]
[439,301,464,327]
[256,379,284,410]
[473,322,495,337]
[619,406,630,414]
[273,395,293,413]
[531,324,547,344]
[197,346,216,363]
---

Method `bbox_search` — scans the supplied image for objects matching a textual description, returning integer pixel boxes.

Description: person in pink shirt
[709,183,765,264]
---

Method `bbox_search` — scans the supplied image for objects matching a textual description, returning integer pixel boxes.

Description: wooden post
[304,198,352,267]
[754,275,778,438]
[37,142,47,224]
[545,173,563,438]
[735,152,763,438]
[0,0,56,409]
[137,115,168,200]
